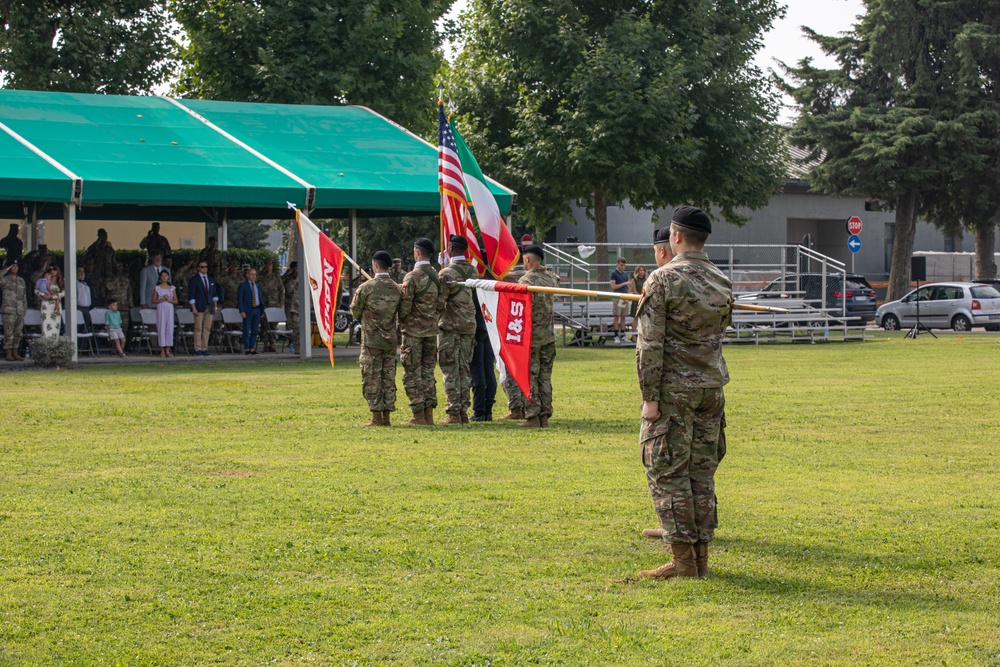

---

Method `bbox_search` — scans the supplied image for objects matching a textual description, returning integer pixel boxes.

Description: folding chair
[23,309,43,357]
[139,309,159,355]
[220,308,244,353]
[89,308,111,354]
[174,308,195,355]
[63,309,98,357]
[127,306,145,352]
[264,307,294,352]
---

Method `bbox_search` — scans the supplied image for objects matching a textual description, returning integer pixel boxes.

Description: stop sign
[846,216,863,235]
[521,233,533,246]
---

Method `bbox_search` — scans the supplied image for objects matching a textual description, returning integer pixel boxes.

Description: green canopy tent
[0,90,517,361]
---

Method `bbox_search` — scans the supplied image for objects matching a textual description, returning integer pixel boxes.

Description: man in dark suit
[237,267,264,355]
[188,259,219,356]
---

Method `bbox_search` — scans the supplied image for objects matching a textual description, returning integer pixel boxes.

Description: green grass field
[2,334,999,666]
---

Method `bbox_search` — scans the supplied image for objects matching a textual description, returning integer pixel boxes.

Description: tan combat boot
[641,528,665,540]
[694,542,710,578]
[438,412,462,425]
[499,408,524,420]
[539,415,549,428]
[403,410,428,426]
[382,410,392,427]
[518,416,541,428]
[424,406,434,424]
[638,543,698,580]
[363,411,383,427]
[13,352,23,361]
[460,412,469,424]
[4,349,12,362]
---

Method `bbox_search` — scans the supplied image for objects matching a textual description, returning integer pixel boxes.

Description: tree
[226,219,268,250]
[172,0,450,133]
[444,0,787,258]
[783,1,1000,298]
[0,0,175,94]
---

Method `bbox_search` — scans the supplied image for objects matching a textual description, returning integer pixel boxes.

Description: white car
[876,282,1000,332]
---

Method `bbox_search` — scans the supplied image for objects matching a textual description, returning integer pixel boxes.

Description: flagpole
[342,252,373,281]
[463,280,788,313]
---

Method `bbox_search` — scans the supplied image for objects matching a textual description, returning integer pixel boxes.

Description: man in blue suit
[238,267,264,355]
[188,260,219,356]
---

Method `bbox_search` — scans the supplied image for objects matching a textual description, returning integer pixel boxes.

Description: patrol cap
[523,244,544,260]
[288,261,298,268]
[372,250,393,266]
[392,257,402,264]
[3,258,17,267]
[653,227,671,244]
[414,237,434,255]
[671,206,712,234]
[449,234,468,251]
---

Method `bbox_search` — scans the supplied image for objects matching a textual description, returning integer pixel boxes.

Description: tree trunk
[593,187,609,284]
[887,189,919,302]
[974,218,997,279]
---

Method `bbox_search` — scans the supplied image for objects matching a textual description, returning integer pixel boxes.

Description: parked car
[876,282,1000,331]
[736,273,878,323]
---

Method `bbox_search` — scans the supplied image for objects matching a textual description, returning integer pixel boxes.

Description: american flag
[439,102,485,273]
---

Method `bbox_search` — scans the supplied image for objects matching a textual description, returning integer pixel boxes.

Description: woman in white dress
[34,266,62,338]
[151,270,177,357]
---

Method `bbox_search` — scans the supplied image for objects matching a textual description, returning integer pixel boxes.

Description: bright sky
[444,0,867,121]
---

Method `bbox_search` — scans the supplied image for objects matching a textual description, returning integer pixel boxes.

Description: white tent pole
[297,220,312,360]
[219,209,229,251]
[63,203,79,362]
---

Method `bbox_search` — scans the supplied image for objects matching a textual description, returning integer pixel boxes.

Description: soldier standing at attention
[350,251,402,427]
[282,262,299,352]
[0,259,27,361]
[635,207,732,580]
[437,235,478,424]
[389,258,406,284]
[258,259,285,352]
[517,246,558,428]
[398,238,441,425]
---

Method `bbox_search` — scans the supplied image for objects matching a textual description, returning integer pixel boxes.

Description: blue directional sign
[848,234,862,253]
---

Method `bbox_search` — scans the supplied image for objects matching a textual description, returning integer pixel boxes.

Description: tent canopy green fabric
[0,90,515,221]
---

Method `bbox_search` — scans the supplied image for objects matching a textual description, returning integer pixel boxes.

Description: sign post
[846,216,863,272]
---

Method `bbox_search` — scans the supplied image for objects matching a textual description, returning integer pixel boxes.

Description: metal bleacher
[544,242,871,346]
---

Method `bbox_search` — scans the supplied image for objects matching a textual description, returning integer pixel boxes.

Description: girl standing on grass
[152,270,177,357]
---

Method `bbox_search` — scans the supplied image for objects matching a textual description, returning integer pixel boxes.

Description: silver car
[876,282,1000,332]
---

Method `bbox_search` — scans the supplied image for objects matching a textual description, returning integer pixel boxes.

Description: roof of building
[0,89,515,222]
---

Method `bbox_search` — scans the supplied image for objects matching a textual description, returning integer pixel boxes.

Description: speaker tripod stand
[905,281,937,339]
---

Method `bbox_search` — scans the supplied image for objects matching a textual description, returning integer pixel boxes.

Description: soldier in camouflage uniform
[105,263,133,338]
[389,258,405,285]
[350,251,402,427]
[437,235,478,424]
[173,258,197,306]
[282,262,299,351]
[83,228,115,306]
[518,246,559,427]
[139,222,171,261]
[498,260,528,419]
[635,207,732,581]
[398,238,440,425]
[198,237,225,277]
[0,259,27,361]
[218,264,239,309]
[258,260,285,352]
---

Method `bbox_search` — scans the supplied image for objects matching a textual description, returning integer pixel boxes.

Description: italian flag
[449,117,521,279]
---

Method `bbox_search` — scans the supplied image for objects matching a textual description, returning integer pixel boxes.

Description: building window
[944,235,956,252]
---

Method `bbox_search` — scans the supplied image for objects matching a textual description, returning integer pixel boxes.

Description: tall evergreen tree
[445,0,787,249]
[783,1,1000,297]
[0,0,175,94]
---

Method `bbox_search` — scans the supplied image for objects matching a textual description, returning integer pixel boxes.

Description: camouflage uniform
[104,271,133,334]
[437,260,478,415]
[389,267,406,285]
[0,267,27,354]
[635,251,732,545]
[258,269,285,350]
[282,270,299,334]
[501,263,528,413]
[83,238,115,306]
[350,274,402,413]
[173,262,196,306]
[519,267,558,419]
[398,263,440,412]
[218,271,239,309]
[198,247,225,278]
[139,229,171,260]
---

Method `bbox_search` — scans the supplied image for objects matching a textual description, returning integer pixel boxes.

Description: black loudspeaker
[911,256,927,282]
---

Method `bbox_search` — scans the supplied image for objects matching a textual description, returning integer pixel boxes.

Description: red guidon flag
[296,208,344,366]
[471,280,532,399]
